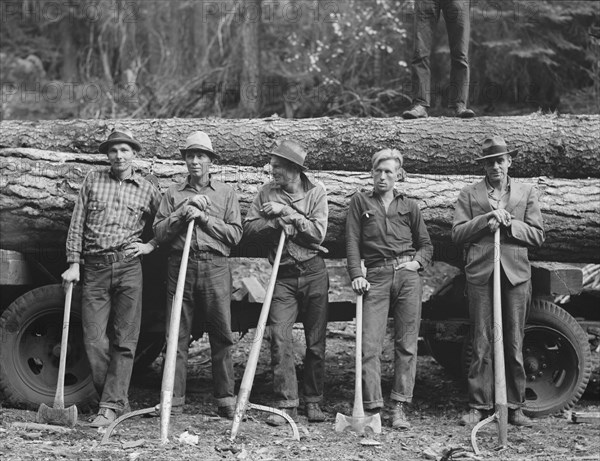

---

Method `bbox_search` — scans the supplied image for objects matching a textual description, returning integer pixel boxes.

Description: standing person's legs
[443,0,471,108]
[411,0,440,107]
[362,266,393,411]
[298,260,329,417]
[502,277,531,408]
[269,276,300,409]
[390,269,422,404]
[466,280,494,411]
[82,263,113,398]
[165,256,197,409]
[197,258,236,410]
[100,258,143,414]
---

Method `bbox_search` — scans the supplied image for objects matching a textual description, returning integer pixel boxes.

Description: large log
[1,115,599,178]
[1,148,598,264]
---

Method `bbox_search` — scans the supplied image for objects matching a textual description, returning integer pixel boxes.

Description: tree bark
[1,148,598,263]
[239,0,261,115]
[0,115,598,178]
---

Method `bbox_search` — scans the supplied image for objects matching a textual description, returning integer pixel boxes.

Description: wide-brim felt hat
[271,140,308,171]
[99,128,141,154]
[180,131,219,158]
[476,136,518,161]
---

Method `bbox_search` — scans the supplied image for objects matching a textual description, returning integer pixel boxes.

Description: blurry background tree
[0,0,597,120]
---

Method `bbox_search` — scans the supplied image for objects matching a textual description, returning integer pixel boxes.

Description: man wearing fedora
[244,140,329,425]
[153,131,242,419]
[346,149,433,429]
[62,127,161,427]
[452,136,545,427]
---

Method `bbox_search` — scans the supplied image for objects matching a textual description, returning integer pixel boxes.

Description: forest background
[1,0,598,121]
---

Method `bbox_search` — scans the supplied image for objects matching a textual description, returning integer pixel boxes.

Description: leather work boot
[454,103,475,118]
[218,405,236,420]
[391,402,411,430]
[509,409,534,427]
[89,407,117,428]
[402,104,428,119]
[459,408,488,426]
[306,403,326,422]
[266,407,298,426]
[364,407,381,416]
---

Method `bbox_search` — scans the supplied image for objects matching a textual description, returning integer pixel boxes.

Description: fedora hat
[271,140,308,171]
[180,131,219,158]
[476,136,518,161]
[99,127,141,154]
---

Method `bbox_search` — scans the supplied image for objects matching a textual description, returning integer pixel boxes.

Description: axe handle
[352,294,365,417]
[54,282,73,409]
[160,220,194,444]
[231,230,286,440]
[493,228,508,445]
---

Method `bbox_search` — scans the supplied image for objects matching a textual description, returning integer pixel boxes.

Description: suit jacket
[452,178,545,286]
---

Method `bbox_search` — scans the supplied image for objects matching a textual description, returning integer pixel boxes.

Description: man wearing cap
[244,140,329,425]
[346,148,433,429]
[153,131,242,419]
[62,128,161,427]
[452,136,545,427]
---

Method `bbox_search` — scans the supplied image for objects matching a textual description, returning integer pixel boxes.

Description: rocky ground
[1,325,599,461]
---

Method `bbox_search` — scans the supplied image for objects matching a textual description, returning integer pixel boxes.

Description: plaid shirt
[66,168,161,263]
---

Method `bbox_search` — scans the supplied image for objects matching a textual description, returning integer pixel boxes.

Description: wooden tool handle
[352,294,365,418]
[54,282,73,409]
[493,228,508,445]
[231,230,286,440]
[160,220,194,444]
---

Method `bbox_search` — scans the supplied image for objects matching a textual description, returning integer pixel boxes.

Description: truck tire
[0,284,97,410]
[522,299,592,416]
[461,299,592,417]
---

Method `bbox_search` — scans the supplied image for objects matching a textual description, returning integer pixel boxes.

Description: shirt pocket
[87,200,107,226]
[389,209,412,240]
[125,204,145,229]
[361,209,379,239]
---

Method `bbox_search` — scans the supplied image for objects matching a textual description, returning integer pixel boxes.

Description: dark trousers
[411,0,471,108]
[466,272,531,410]
[362,266,422,409]
[82,258,143,413]
[166,254,235,408]
[268,256,329,408]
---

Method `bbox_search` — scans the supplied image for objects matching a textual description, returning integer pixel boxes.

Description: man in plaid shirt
[62,127,161,427]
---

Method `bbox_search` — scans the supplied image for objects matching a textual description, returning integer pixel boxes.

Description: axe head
[335,412,382,434]
[37,403,78,427]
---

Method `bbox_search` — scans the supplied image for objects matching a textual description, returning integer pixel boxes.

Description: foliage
[0,0,598,120]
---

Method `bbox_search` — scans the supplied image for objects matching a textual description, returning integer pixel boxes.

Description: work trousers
[82,257,143,414]
[166,254,235,408]
[269,256,329,408]
[362,266,422,409]
[466,271,531,410]
[411,0,471,108]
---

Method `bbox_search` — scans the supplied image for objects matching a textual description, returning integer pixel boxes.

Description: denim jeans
[82,257,143,413]
[268,256,329,408]
[166,254,235,408]
[362,266,422,409]
[411,0,471,108]
[466,271,531,410]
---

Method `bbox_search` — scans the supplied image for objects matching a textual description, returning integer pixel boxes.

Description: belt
[277,256,324,278]
[170,250,227,261]
[367,255,413,270]
[84,250,134,265]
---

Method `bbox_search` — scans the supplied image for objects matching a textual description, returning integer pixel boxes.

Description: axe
[471,228,508,454]
[335,294,382,433]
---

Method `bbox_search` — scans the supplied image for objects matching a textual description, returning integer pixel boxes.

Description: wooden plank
[572,412,600,424]
[531,262,583,296]
[241,277,266,303]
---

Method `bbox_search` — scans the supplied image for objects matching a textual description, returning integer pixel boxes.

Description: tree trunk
[0,115,597,178]
[239,0,261,115]
[1,148,598,263]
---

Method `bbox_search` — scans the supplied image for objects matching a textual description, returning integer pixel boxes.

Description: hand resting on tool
[351,276,371,295]
[188,194,211,211]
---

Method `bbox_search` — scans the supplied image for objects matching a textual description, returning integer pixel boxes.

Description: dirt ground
[1,325,599,461]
